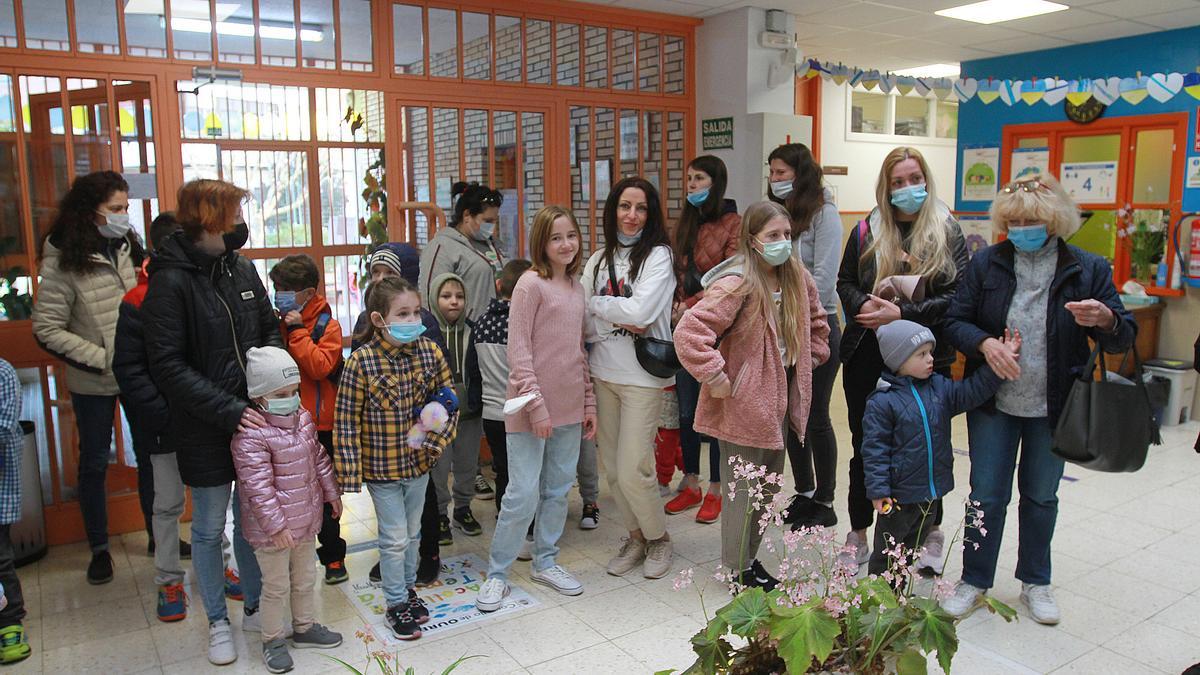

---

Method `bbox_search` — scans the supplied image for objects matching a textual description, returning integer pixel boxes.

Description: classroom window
[848,86,956,141]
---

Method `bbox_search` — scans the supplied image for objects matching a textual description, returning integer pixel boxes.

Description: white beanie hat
[245,346,301,399]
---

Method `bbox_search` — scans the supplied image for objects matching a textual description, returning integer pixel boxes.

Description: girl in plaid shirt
[334,277,459,641]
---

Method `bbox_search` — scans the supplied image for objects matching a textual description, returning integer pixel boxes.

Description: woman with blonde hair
[836,146,967,570]
[674,200,830,589]
[939,174,1133,625]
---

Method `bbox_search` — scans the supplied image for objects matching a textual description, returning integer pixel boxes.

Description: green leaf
[982,595,1018,622]
[688,630,732,674]
[896,648,928,675]
[319,654,367,674]
[440,655,484,674]
[855,576,901,610]
[909,599,958,675]
[767,602,840,673]
[716,587,772,638]
[653,670,678,675]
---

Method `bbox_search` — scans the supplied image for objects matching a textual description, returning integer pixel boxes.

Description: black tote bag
[1052,343,1161,472]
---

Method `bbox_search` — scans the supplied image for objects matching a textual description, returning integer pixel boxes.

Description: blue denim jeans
[191,483,262,622]
[367,475,429,608]
[71,393,117,552]
[962,408,1064,589]
[487,424,582,581]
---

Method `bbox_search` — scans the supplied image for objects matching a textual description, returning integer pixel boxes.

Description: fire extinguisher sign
[1194,106,1200,152]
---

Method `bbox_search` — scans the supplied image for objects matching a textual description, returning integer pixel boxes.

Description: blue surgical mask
[770,180,794,199]
[616,230,642,247]
[473,221,496,241]
[1008,224,1049,252]
[274,291,299,314]
[756,239,793,267]
[387,321,426,344]
[686,187,710,207]
[890,185,927,215]
[263,393,301,416]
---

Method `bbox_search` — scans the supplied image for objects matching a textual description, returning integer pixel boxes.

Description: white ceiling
[579,0,1200,72]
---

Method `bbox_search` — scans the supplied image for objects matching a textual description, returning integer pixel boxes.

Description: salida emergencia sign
[702,117,733,150]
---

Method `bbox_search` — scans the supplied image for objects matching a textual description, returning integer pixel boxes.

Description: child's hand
[329,498,343,519]
[583,413,597,440]
[1001,328,1022,360]
[237,406,267,432]
[284,310,304,327]
[271,529,295,549]
[532,418,553,439]
[872,497,895,515]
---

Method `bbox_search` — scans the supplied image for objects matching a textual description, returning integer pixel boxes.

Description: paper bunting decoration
[1119,75,1149,104]
[795,58,811,79]
[1043,78,1069,105]
[862,70,881,90]
[914,78,932,97]
[848,68,864,87]
[954,77,978,102]
[977,79,1001,104]
[879,73,896,94]
[1019,79,1046,105]
[1092,77,1120,105]
[1147,72,1183,102]
[830,63,850,85]
[933,79,953,100]
[999,79,1021,106]
[895,75,916,95]
[1067,79,1093,105]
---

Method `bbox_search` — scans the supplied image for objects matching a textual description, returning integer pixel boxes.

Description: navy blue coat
[942,239,1135,426]
[862,367,1001,504]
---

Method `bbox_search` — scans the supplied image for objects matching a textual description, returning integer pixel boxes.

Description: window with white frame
[848,86,957,141]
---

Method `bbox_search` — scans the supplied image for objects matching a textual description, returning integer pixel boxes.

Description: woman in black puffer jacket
[142,179,281,658]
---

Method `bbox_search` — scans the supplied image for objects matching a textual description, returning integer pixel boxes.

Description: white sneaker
[607,537,647,576]
[517,536,534,561]
[918,528,946,576]
[242,607,260,633]
[941,581,986,619]
[531,564,584,596]
[838,530,870,570]
[643,538,674,579]
[1021,583,1061,625]
[475,577,509,613]
[208,619,237,665]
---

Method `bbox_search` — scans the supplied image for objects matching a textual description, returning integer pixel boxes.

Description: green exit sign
[702,117,733,150]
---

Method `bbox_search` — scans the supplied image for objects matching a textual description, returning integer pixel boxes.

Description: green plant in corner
[324,626,481,675]
[0,236,31,321]
[1118,206,1167,283]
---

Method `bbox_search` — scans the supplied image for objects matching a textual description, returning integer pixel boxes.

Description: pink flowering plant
[324,625,479,674]
[666,457,1015,674]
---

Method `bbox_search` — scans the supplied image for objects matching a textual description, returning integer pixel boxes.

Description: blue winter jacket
[942,239,1135,426]
[862,367,1001,504]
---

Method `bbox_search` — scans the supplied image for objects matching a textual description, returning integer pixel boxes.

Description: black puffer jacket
[112,261,171,454]
[141,232,282,487]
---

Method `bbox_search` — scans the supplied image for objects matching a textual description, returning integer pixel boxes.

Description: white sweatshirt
[582,244,677,389]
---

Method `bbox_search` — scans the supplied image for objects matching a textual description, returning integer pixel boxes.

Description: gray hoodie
[419,226,504,324]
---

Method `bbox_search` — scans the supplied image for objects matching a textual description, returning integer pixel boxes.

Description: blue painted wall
[956,26,1200,212]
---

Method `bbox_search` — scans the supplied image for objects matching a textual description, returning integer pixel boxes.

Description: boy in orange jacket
[269,255,348,584]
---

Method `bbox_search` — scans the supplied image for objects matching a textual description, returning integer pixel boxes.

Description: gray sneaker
[531,564,584,596]
[1020,583,1061,625]
[606,537,647,576]
[643,538,674,579]
[941,580,986,619]
[290,622,343,649]
[262,638,293,674]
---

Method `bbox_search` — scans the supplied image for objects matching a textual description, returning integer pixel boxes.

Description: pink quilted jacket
[674,269,830,450]
[231,409,339,549]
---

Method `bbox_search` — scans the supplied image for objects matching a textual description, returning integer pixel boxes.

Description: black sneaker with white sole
[734,559,779,593]
[438,516,453,545]
[369,561,382,583]
[407,588,430,624]
[474,473,495,500]
[386,604,422,640]
[452,507,482,536]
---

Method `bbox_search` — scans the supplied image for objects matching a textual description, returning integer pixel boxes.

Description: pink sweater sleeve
[506,274,549,425]
[673,278,743,386]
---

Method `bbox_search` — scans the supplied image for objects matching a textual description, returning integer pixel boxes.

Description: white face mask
[97,212,131,239]
[770,180,794,199]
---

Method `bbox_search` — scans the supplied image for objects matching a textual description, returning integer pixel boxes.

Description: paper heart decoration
[1066,79,1093,106]
[796,59,811,79]
[1184,72,1200,100]
[933,78,953,100]
[830,64,850,86]
[1092,77,1120,105]
[1147,72,1183,102]
[999,80,1022,106]
[810,61,831,80]
[895,75,916,95]
[976,79,1001,104]
[1119,76,1149,105]
[879,73,896,94]
[847,68,864,87]
[914,78,932,97]
[953,77,978,102]
[862,70,881,90]
[1019,79,1046,105]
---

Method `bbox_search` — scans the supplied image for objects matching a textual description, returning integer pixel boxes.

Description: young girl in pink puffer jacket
[232,346,343,673]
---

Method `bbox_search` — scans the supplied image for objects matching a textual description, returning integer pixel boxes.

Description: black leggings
[677,369,720,482]
[844,330,945,531]
[787,320,841,504]
[316,432,348,565]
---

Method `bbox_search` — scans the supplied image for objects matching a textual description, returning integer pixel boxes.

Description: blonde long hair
[731,201,810,366]
[866,147,958,284]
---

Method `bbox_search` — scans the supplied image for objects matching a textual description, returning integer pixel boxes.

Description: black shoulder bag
[607,259,681,379]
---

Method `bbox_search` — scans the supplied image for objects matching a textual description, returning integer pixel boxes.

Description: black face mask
[223,221,249,252]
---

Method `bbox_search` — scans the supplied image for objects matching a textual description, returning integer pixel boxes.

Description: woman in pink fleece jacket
[674,200,830,592]
[231,346,343,672]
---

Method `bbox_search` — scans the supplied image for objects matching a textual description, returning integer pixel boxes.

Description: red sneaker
[665,486,702,514]
[695,493,722,524]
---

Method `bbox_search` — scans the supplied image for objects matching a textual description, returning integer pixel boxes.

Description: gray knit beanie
[875,320,936,373]
[245,346,301,399]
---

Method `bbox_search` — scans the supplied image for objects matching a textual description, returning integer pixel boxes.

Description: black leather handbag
[606,262,681,379]
[1052,343,1161,472]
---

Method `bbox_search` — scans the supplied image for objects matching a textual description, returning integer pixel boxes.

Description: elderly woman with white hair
[939,174,1135,626]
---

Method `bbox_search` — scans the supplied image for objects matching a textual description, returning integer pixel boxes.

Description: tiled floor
[12,412,1200,673]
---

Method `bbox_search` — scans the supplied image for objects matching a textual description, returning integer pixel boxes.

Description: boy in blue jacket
[863,320,1017,577]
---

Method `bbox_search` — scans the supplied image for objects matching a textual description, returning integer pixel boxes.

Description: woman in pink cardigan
[674,200,830,592]
[231,346,343,672]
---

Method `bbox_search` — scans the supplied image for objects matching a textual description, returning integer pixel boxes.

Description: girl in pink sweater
[674,200,830,592]
[475,205,597,612]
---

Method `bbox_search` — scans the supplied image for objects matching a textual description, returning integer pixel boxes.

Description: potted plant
[1117,207,1167,284]
[0,236,32,321]
[665,457,1015,674]
[325,626,479,674]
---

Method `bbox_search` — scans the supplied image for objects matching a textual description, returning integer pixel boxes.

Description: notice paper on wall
[1186,157,1200,189]
[1061,161,1117,202]
[1010,148,1049,181]
[961,147,999,202]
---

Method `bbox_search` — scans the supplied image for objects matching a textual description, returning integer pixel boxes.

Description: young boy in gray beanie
[862,320,1018,578]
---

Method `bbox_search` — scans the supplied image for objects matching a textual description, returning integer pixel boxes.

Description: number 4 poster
[1061,161,1117,202]
[961,147,1000,202]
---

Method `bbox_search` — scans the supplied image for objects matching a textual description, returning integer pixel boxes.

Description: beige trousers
[253,539,317,642]
[719,442,786,572]
[595,379,667,540]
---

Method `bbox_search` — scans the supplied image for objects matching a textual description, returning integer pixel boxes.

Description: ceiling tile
[799,2,921,29]
[869,0,966,11]
[975,33,1075,53]
[1139,6,1200,28]
[1051,20,1161,43]
[936,24,1033,45]
[870,12,980,37]
[998,8,1117,33]
[1087,0,1200,18]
